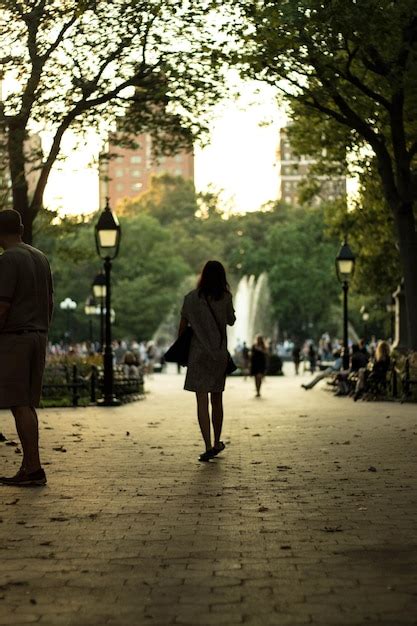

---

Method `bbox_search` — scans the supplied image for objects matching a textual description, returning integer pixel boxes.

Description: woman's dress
[181,289,236,392]
[250,346,267,376]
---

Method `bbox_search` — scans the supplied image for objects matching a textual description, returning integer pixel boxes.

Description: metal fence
[42,365,144,407]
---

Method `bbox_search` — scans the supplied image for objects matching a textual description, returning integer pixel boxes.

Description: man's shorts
[0,332,47,408]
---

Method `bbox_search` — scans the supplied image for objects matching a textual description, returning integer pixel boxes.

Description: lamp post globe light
[95,198,121,406]
[59,297,77,341]
[336,240,356,370]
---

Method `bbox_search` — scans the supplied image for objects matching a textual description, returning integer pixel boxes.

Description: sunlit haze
[43,82,286,217]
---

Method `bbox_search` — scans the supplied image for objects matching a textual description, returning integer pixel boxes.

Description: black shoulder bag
[164,326,193,367]
[205,296,237,376]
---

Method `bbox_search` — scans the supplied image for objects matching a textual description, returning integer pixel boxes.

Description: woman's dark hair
[197,260,230,301]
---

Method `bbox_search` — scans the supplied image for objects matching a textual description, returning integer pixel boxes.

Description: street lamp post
[59,297,77,342]
[92,272,106,350]
[95,198,121,406]
[336,240,356,370]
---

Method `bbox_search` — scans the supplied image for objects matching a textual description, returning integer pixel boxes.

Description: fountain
[228,273,273,351]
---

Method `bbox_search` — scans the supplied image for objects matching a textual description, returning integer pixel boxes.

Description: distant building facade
[99,132,194,209]
[277,127,346,205]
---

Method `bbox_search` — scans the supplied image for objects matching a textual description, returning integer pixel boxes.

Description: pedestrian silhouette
[178,260,236,462]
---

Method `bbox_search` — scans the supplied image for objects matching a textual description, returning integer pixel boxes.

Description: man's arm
[0,301,10,331]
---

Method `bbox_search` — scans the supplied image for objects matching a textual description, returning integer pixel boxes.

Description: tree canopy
[1,0,224,240]
[35,176,343,344]
[225,0,417,347]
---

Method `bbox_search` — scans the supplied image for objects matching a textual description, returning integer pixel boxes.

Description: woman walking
[179,261,236,462]
[250,335,267,398]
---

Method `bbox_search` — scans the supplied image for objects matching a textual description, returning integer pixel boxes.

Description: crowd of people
[47,339,165,379]
[299,336,392,401]
[48,330,393,401]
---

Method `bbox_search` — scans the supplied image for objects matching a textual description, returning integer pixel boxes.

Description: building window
[175,168,182,176]
[132,183,142,191]
[116,183,123,192]
[175,154,182,162]
[131,170,142,178]
[116,156,124,163]
[285,196,292,204]
[115,169,123,177]
[131,155,142,163]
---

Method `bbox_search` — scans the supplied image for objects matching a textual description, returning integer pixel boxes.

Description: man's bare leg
[11,406,41,473]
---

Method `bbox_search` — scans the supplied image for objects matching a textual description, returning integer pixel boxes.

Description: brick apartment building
[277,127,346,205]
[99,132,194,209]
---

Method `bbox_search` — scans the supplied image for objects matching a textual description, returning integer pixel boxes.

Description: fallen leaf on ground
[258,506,269,512]
[368,466,377,472]
[322,526,343,533]
[52,446,67,452]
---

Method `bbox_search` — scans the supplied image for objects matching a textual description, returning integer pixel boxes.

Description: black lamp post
[92,272,106,350]
[336,240,356,370]
[94,198,121,406]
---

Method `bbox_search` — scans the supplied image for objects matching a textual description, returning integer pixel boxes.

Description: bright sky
[43,81,286,216]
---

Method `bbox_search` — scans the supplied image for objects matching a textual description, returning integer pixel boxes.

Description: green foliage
[264,206,340,339]
[35,177,349,344]
[34,208,189,342]
[1,0,226,236]
[225,0,417,347]
[112,214,189,338]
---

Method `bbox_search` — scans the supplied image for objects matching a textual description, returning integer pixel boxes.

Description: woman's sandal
[198,450,214,462]
[211,441,226,457]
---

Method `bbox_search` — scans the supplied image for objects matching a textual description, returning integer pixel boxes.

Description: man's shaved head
[0,210,23,236]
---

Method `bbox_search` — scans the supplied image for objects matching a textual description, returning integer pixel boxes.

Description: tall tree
[0,0,223,242]
[227,0,417,348]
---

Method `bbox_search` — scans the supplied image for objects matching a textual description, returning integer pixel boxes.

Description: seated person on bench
[354,340,391,401]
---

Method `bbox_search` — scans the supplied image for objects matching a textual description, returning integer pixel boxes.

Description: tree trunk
[7,119,33,244]
[394,203,417,350]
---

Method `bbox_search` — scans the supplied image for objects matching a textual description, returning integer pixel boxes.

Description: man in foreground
[0,210,53,486]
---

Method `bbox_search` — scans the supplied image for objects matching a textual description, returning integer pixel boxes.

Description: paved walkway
[0,367,417,625]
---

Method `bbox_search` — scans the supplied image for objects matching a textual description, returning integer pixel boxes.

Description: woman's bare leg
[255,374,262,396]
[210,392,223,447]
[196,392,212,451]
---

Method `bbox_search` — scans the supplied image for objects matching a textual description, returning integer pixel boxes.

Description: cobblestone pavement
[0,367,417,626]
